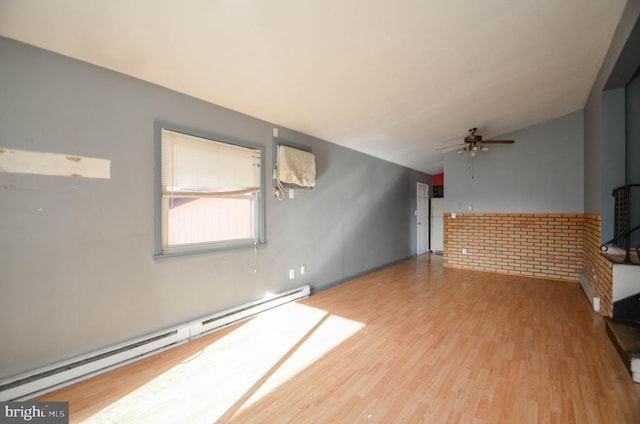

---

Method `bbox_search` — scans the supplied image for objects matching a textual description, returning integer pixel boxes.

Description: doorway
[417,182,429,255]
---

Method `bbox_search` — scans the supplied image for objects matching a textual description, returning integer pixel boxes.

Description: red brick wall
[444,213,584,281]
[582,214,613,316]
[443,212,614,316]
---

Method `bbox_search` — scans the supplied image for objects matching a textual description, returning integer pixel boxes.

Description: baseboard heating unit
[578,275,600,312]
[0,285,310,401]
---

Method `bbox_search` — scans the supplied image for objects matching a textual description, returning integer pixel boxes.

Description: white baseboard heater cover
[578,275,600,312]
[0,285,310,401]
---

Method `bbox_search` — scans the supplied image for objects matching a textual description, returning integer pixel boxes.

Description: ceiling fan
[458,127,515,156]
[440,128,515,156]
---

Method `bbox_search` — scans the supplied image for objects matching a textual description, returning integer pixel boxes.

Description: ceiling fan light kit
[453,128,514,157]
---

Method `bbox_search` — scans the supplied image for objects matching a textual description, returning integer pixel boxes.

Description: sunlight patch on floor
[237,313,365,414]
[83,302,364,423]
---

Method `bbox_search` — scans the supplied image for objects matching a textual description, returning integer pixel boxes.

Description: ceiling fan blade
[436,143,465,151]
[482,139,514,144]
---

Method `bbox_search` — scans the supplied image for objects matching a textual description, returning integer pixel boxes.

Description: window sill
[154,240,265,260]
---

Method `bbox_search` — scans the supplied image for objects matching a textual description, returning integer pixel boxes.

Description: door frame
[416,182,429,255]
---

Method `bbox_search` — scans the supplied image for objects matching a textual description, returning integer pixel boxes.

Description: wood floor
[36,254,640,423]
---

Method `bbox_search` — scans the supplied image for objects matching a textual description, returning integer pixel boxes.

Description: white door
[417,182,429,255]
[430,198,444,252]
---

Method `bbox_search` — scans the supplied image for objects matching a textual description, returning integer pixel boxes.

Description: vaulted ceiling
[0,0,627,174]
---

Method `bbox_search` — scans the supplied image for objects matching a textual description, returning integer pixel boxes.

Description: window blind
[161,128,260,197]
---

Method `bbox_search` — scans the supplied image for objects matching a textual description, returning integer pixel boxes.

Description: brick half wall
[583,214,614,317]
[444,213,584,282]
[443,212,616,316]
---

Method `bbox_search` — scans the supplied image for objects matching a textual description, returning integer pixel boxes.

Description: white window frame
[154,122,264,257]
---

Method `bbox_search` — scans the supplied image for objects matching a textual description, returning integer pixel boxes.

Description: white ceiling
[0,0,627,174]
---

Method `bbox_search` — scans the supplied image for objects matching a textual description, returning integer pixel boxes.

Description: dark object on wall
[613,292,640,325]
[433,185,443,198]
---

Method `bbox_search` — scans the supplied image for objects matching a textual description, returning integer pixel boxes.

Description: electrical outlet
[452,212,457,219]
[462,248,468,255]
[300,265,306,275]
[289,189,294,199]
[289,268,295,279]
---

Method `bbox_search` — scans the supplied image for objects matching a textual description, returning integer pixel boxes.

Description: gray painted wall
[443,111,584,214]
[0,37,430,378]
[627,69,640,184]
[600,88,627,242]
[584,0,640,223]
[627,68,640,245]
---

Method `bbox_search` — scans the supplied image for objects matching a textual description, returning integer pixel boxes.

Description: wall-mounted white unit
[275,144,316,188]
[430,198,444,252]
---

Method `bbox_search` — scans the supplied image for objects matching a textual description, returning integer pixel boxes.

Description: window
[155,124,264,256]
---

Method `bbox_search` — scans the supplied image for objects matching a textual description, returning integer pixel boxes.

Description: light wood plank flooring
[36,254,640,423]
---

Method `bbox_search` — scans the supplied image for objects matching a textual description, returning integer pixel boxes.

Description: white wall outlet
[273,127,278,137]
[300,265,306,275]
[452,212,457,219]
[468,205,473,211]
[289,268,295,279]
[462,248,468,255]
[289,189,294,199]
